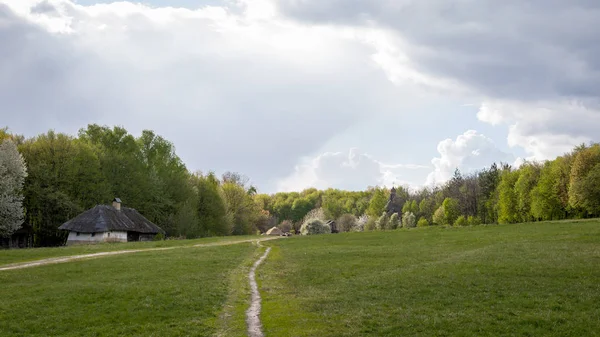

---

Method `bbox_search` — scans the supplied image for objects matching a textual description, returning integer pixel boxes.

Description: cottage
[265,227,283,236]
[58,198,165,245]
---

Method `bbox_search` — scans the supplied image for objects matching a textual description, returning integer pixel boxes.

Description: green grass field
[0,235,260,266]
[1,221,599,336]
[260,221,600,336]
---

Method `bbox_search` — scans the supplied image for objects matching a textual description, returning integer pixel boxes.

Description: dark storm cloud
[274,0,600,101]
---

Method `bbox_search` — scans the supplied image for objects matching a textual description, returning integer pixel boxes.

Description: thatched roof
[58,205,165,234]
[266,227,283,236]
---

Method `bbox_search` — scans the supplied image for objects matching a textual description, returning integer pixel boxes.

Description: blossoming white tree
[0,139,27,237]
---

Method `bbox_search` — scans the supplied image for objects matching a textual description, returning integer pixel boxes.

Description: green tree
[442,198,460,226]
[367,187,388,218]
[498,169,520,224]
[514,162,541,222]
[569,144,600,216]
[376,212,389,230]
[0,139,28,237]
[194,172,230,237]
[389,213,400,230]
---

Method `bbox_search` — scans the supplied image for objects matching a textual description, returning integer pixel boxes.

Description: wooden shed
[58,198,165,245]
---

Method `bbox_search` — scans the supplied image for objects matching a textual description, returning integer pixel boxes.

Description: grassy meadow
[0,242,257,337]
[1,220,599,336]
[0,235,261,266]
[259,221,600,336]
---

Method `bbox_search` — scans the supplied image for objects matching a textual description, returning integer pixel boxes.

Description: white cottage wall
[66,231,128,244]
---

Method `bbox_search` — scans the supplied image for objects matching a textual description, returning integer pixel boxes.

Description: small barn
[265,227,283,236]
[58,198,165,245]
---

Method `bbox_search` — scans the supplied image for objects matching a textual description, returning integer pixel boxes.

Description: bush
[355,215,368,232]
[417,217,429,227]
[432,206,445,225]
[337,214,358,232]
[153,233,165,241]
[402,212,416,228]
[467,216,481,226]
[300,219,331,235]
[364,216,377,231]
[376,212,389,230]
[278,220,293,233]
[302,208,326,223]
[454,215,468,227]
[389,213,401,230]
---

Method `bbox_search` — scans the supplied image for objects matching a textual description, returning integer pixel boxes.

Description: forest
[1,125,600,247]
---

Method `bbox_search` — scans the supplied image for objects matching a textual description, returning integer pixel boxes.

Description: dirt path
[246,244,272,337]
[0,237,281,272]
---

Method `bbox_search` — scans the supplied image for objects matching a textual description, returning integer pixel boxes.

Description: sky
[1,0,598,193]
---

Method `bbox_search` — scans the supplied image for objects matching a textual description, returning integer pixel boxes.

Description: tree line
[1,125,600,246]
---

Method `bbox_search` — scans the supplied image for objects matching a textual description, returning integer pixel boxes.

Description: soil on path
[246,245,272,337]
[0,237,281,272]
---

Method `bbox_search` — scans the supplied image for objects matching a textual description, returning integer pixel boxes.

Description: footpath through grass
[260,221,600,336]
[0,242,257,337]
[0,235,260,266]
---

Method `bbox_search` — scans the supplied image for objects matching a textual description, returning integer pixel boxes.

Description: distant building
[265,227,283,236]
[58,198,165,245]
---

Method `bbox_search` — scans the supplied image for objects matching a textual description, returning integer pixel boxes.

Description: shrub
[278,220,293,233]
[402,212,416,228]
[364,216,377,231]
[389,213,401,230]
[355,215,368,232]
[376,212,389,230]
[302,208,326,223]
[454,215,468,227]
[337,214,358,232]
[300,219,331,235]
[467,216,481,226]
[153,233,165,241]
[417,217,429,227]
[432,206,445,225]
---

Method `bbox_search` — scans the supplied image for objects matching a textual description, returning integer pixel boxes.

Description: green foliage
[417,217,429,227]
[300,219,331,235]
[194,173,230,237]
[152,233,165,241]
[498,169,520,224]
[569,145,600,216]
[454,215,468,227]
[367,188,388,218]
[432,206,445,226]
[389,213,400,230]
[402,212,416,228]
[467,216,481,226]
[336,214,358,233]
[364,216,377,231]
[442,198,460,226]
[376,212,389,230]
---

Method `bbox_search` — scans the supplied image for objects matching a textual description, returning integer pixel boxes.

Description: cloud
[477,100,597,160]
[277,148,428,192]
[0,0,409,191]
[274,0,600,159]
[426,130,514,186]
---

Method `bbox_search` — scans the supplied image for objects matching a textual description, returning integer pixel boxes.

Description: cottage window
[76,232,80,236]
[91,233,95,237]
[107,233,111,237]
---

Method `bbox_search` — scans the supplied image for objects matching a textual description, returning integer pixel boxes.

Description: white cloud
[477,100,597,160]
[277,148,428,192]
[426,130,514,186]
[0,0,411,192]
